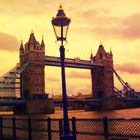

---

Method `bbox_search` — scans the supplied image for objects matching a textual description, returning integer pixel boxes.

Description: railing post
[59,119,63,140]
[28,118,32,140]
[12,117,16,140]
[72,117,76,140]
[48,117,52,140]
[103,117,109,140]
[0,117,3,140]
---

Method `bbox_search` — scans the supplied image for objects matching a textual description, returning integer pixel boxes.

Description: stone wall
[14,98,54,114]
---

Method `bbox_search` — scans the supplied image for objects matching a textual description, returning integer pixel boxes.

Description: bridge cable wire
[114,86,123,98]
[0,61,29,97]
[113,69,140,98]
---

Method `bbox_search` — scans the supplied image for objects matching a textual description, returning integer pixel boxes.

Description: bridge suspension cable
[114,86,123,98]
[0,61,29,97]
[113,69,140,98]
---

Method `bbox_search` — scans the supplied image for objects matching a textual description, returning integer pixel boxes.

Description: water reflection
[47,108,140,119]
[1,108,140,119]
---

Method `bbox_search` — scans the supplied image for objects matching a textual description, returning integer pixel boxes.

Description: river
[1,108,138,119]
[47,108,140,119]
[1,108,140,119]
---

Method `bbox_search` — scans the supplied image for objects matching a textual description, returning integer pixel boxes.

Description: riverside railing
[0,117,140,140]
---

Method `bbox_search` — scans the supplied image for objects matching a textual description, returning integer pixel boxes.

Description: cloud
[82,8,110,19]
[95,13,140,40]
[80,8,140,41]
[0,32,19,51]
[68,70,90,79]
[120,13,140,40]
[115,63,140,74]
[47,77,59,82]
[66,83,91,95]
[0,0,49,16]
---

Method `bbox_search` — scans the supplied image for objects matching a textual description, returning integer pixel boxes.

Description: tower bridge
[0,32,140,113]
[18,32,114,100]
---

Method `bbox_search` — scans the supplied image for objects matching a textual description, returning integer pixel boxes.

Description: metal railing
[0,117,140,140]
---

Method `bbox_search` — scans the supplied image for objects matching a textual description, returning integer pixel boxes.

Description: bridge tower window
[99,53,102,60]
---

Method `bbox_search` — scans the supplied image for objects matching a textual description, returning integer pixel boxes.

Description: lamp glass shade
[52,23,69,41]
[52,9,71,41]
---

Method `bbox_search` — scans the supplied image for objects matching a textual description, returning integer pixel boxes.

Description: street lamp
[52,4,73,140]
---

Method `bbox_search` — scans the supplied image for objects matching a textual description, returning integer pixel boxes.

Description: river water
[2,108,140,119]
[31,108,140,119]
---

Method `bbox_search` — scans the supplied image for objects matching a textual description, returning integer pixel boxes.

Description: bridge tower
[90,44,114,99]
[19,32,45,98]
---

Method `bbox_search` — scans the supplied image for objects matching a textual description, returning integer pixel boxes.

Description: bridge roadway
[0,98,102,108]
[0,98,26,106]
[54,98,101,103]
[0,96,140,108]
[45,56,104,69]
[123,97,140,103]
[54,98,102,110]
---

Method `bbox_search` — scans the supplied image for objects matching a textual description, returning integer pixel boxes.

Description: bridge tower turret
[20,32,45,98]
[90,50,93,60]
[40,36,45,52]
[19,41,24,63]
[91,44,114,99]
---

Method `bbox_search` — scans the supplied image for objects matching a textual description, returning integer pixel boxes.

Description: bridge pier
[16,33,55,114]
[101,98,123,110]
[14,98,54,114]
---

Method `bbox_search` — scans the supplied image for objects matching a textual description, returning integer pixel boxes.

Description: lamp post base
[60,134,74,140]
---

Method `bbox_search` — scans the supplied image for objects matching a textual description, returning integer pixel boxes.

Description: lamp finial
[59,4,63,10]
[58,0,63,10]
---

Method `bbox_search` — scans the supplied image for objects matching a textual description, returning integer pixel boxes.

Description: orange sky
[0,0,140,95]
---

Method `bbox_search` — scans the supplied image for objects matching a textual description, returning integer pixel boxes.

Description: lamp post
[52,4,73,140]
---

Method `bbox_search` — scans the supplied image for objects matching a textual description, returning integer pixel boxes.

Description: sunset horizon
[0,0,140,95]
